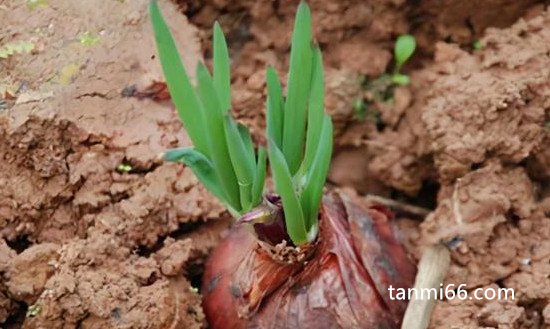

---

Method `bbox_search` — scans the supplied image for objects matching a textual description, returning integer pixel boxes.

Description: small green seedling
[79,31,100,47]
[391,34,416,86]
[353,98,366,120]
[472,40,484,51]
[357,34,416,122]
[116,163,133,173]
[26,0,48,10]
[26,304,41,318]
[0,40,35,59]
[151,1,331,245]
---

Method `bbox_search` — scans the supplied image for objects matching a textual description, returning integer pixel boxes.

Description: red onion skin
[202,191,416,329]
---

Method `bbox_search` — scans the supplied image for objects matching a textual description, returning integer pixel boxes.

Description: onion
[202,191,416,329]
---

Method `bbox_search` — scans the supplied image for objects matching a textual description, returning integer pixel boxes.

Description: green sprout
[472,39,484,50]
[116,163,133,173]
[391,34,416,86]
[78,31,100,47]
[266,3,333,244]
[353,98,366,120]
[357,34,416,121]
[151,2,265,217]
[0,40,35,59]
[26,0,48,10]
[26,304,41,317]
[150,1,331,245]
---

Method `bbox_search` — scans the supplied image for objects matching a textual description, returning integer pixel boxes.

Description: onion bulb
[202,191,416,329]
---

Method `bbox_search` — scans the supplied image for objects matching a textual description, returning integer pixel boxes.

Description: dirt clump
[0,0,224,248]
[1,0,226,326]
[5,243,60,305]
[0,240,18,323]
[18,219,228,329]
[421,161,545,288]
[412,12,550,328]
[0,218,228,328]
[367,11,550,194]
[423,22,550,182]
[412,0,542,51]
[21,231,203,329]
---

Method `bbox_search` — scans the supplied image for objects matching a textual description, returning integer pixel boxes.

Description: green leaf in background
[150,1,210,157]
[268,139,308,245]
[266,67,284,149]
[213,22,231,111]
[196,63,240,209]
[251,147,267,206]
[300,47,324,176]
[163,147,226,204]
[394,34,416,70]
[300,115,332,230]
[282,2,314,175]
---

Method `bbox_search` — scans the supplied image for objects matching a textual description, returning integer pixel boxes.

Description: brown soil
[1,0,549,328]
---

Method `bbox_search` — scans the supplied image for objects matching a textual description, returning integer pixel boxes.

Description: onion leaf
[266,67,284,149]
[251,147,267,206]
[224,116,255,185]
[224,116,255,210]
[237,123,256,170]
[196,63,240,210]
[213,22,231,111]
[150,1,210,157]
[163,147,226,204]
[282,2,313,175]
[268,139,308,245]
[300,47,324,176]
[300,115,332,229]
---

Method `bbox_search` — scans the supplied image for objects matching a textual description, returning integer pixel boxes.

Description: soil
[1,0,549,328]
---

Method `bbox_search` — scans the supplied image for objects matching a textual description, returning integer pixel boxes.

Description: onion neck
[238,194,293,246]
[237,194,318,264]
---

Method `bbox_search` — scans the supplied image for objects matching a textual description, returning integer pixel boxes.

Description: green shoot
[213,22,231,111]
[268,139,308,244]
[266,2,333,245]
[116,163,133,173]
[151,1,332,246]
[266,67,284,149]
[282,2,313,175]
[150,1,263,216]
[472,40,483,51]
[391,34,416,86]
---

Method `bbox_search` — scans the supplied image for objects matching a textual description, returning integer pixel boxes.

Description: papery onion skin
[202,191,416,329]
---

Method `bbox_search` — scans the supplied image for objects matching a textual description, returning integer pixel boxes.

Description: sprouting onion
[150,1,332,246]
